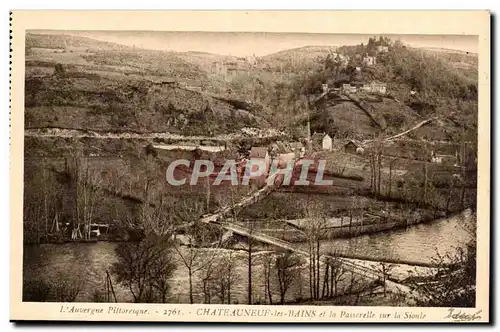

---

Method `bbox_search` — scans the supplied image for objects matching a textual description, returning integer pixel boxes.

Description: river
[23,211,474,303]
[309,210,474,264]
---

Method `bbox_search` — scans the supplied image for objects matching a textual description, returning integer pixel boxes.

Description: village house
[430,150,457,165]
[376,45,389,53]
[342,83,357,94]
[361,82,387,95]
[362,55,377,66]
[248,146,270,186]
[249,146,270,169]
[344,140,362,154]
[311,133,333,152]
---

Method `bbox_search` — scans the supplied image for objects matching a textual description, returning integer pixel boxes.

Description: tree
[200,256,218,304]
[213,251,239,304]
[368,142,384,197]
[246,220,255,304]
[131,188,180,238]
[275,251,300,304]
[262,253,275,304]
[411,213,476,307]
[66,155,104,240]
[112,236,176,303]
[54,63,66,77]
[374,262,395,297]
[51,270,86,302]
[387,157,399,198]
[301,200,328,300]
[173,218,223,304]
[23,159,64,244]
[322,252,347,298]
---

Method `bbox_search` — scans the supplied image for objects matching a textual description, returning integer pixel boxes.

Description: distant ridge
[262,45,338,59]
[421,47,478,56]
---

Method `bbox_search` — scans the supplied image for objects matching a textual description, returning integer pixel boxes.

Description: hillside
[294,40,479,143]
[26,33,208,83]
[25,33,271,136]
[261,45,337,64]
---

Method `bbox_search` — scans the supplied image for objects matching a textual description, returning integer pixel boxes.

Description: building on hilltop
[376,45,389,53]
[361,82,387,95]
[362,55,377,66]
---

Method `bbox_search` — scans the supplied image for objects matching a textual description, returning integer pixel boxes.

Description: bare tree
[374,262,395,297]
[148,247,176,303]
[387,157,399,198]
[112,236,176,303]
[262,253,275,304]
[411,213,476,307]
[245,220,256,304]
[133,189,179,237]
[301,200,328,300]
[65,154,104,240]
[275,250,300,304]
[213,250,239,304]
[200,257,217,304]
[323,252,347,298]
[368,141,384,197]
[172,214,223,304]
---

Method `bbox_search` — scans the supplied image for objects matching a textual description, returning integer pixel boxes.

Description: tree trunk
[322,264,329,298]
[248,242,252,305]
[309,242,314,300]
[266,265,273,305]
[316,239,320,299]
[388,162,393,198]
[188,267,194,304]
[377,152,382,196]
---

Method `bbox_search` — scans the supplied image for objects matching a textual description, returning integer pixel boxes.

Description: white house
[249,146,270,171]
[312,133,333,151]
[362,55,377,66]
[362,82,387,95]
[376,45,389,53]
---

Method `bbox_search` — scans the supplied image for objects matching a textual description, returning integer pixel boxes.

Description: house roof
[344,140,359,147]
[249,147,268,158]
[311,132,330,142]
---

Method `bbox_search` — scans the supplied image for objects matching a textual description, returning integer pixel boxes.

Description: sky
[34,30,478,57]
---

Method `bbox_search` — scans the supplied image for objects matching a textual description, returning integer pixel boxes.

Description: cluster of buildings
[339,81,387,95]
[430,150,458,165]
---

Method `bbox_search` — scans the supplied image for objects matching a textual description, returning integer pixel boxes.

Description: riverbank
[253,208,472,243]
[25,208,471,245]
[23,210,472,304]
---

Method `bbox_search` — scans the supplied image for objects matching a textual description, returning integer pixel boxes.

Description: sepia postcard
[10,10,490,323]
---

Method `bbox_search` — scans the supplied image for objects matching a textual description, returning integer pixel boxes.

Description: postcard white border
[10,10,491,323]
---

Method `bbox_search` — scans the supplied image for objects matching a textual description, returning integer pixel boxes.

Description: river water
[23,211,473,303]
[308,210,474,264]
